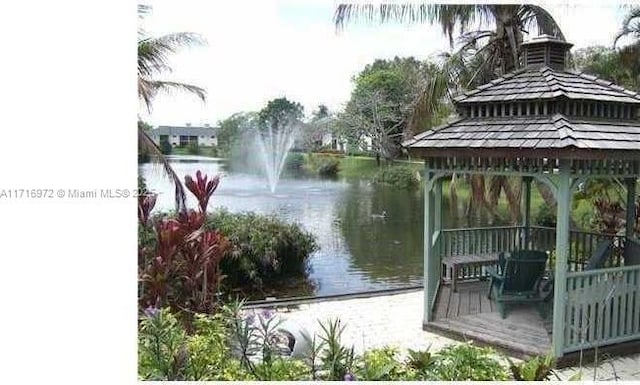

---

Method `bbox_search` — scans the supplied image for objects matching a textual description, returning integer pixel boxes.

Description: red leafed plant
[593,198,625,235]
[185,170,220,213]
[138,192,158,227]
[138,170,229,314]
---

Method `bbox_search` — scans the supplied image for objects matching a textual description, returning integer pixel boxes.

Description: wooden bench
[442,253,499,292]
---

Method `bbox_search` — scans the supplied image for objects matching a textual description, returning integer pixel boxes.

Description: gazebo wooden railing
[431,227,640,354]
[564,259,640,352]
[436,226,627,284]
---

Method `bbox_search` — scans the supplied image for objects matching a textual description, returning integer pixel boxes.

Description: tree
[338,57,449,165]
[339,89,403,166]
[312,104,330,121]
[614,6,640,92]
[138,120,153,132]
[137,5,206,108]
[334,3,564,224]
[572,46,640,91]
[258,97,304,131]
[614,6,640,47]
[299,105,336,151]
[334,4,564,132]
[137,4,207,212]
[216,112,255,157]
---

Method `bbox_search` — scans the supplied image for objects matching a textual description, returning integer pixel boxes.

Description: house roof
[403,114,640,153]
[453,66,640,105]
[152,125,217,136]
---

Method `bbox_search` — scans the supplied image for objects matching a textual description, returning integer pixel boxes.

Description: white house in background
[150,124,218,147]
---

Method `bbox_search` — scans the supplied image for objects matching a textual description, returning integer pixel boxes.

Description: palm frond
[138,32,206,78]
[334,4,480,47]
[139,79,206,113]
[614,7,640,47]
[138,127,187,213]
[406,63,451,135]
[519,5,565,39]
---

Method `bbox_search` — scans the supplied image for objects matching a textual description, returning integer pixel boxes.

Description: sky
[139,0,631,127]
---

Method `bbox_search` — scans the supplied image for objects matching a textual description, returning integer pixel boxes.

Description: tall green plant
[508,354,558,381]
[427,342,509,380]
[138,308,189,380]
[317,318,356,380]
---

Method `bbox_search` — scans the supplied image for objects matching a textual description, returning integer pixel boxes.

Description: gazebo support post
[423,169,435,325]
[552,159,571,358]
[434,178,443,236]
[626,177,637,239]
[522,176,533,249]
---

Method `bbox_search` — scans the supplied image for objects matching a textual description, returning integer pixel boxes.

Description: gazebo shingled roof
[404,34,640,159]
[453,66,640,105]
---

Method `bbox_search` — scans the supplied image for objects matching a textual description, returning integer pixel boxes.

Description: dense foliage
[572,45,640,91]
[206,209,318,292]
[216,112,254,158]
[284,152,305,172]
[139,306,554,381]
[303,153,342,178]
[372,165,420,189]
[337,57,448,164]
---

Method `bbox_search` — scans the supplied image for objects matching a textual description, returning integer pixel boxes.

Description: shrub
[187,141,200,155]
[207,146,219,157]
[405,348,435,373]
[138,309,523,382]
[372,166,420,189]
[317,159,340,177]
[285,152,305,171]
[138,306,253,381]
[426,342,509,381]
[160,140,172,155]
[535,203,556,227]
[508,353,557,381]
[206,209,318,291]
[304,153,341,177]
[355,347,418,381]
[315,147,344,155]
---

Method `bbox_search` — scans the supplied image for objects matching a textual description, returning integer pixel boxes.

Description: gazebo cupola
[521,34,573,70]
[403,34,640,361]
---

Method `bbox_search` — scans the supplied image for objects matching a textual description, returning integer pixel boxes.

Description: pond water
[140,155,432,298]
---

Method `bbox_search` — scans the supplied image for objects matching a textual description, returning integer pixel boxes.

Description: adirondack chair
[487,250,548,318]
[625,238,640,265]
[584,240,613,270]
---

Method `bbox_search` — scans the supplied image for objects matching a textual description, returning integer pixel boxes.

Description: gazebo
[403,35,640,360]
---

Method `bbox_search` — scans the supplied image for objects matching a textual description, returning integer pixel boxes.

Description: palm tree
[137,4,207,212]
[334,3,564,224]
[614,6,640,47]
[614,6,640,92]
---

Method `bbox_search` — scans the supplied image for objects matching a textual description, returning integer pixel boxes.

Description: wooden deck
[426,280,553,358]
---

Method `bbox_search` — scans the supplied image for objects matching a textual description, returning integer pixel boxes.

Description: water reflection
[140,157,428,297]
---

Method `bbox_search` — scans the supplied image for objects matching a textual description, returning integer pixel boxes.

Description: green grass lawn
[169,145,218,157]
